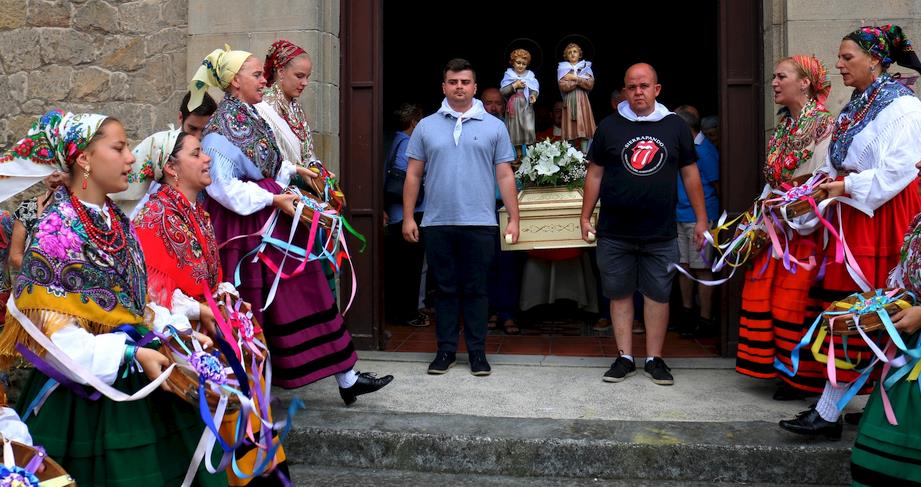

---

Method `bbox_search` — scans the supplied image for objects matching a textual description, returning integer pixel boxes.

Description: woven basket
[160,333,240,412]
[285,187,337,231]
[765,174,829,219]
[822,290,914,336]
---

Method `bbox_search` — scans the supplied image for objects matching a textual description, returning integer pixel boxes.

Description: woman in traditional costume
[735,55,834,400]
[779,24,921,438]
[0,110,225,486]
[191,45,392,402]
[850,205,921,485]
[130,129,290,485]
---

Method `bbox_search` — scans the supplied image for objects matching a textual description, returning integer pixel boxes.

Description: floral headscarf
[787,55,831,106]
[0,109,108,203]
[845,24,921,72]
[264,39,307,86]
[188,44,253,112]
[113,128,182,202]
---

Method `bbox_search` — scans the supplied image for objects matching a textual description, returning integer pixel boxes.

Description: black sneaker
[427,351,456,375]
[643,357,674,385]
[469,350,492,376]
[602,356,636,383]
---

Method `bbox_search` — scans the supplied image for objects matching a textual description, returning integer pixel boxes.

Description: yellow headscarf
[187,44,253,111]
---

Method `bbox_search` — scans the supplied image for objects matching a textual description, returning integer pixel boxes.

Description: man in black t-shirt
[580,63,708,386]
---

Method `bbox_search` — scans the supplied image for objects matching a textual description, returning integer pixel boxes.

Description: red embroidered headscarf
[786,54,831,106]
[264,39,306,86]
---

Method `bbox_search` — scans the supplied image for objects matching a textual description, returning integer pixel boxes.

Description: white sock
[645,357,654,365]
[336,369,359,388]
[816,382,845,422]
[621,354,634,363]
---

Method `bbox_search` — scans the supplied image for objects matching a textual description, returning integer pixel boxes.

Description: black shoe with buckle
[602,356,636,383]
[778,408,842,440]
[643,357,674,385]
[469,350,492,376]
[338,372,394,406]
[427,351,456,375]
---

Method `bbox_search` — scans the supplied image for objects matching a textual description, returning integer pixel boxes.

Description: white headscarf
[111,128,181,213]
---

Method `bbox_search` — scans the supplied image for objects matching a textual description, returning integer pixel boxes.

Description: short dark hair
[394,103,423,131]
[675,105,701,132]
[443,58,476,81]
[180,91,217,120]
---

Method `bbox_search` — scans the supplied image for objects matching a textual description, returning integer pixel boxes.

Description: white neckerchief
[500,68,540,103]
[694,131,705,145]
[617,100,672,122]
[437,98,486,146]
[557,60,594,81]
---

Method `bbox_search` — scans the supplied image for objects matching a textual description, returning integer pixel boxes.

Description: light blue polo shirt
[406,110,515,227]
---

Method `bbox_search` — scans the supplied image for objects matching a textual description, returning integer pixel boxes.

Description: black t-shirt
[587,112,697,242]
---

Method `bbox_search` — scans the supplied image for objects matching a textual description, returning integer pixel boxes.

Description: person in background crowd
[481,87,506,121]
[179,90,217,140]
[701,115,720,152]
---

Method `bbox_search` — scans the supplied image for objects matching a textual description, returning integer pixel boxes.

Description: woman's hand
[198,302,217,336]
[295,166,319,180]
[192,331,213,349]
[819,181,846,198]
[891,306,921,335]
[273,193,299,217]
[135,348,172,392]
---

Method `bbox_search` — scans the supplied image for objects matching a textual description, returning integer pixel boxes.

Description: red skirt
[809,179,921,388]
[736,233,826,393]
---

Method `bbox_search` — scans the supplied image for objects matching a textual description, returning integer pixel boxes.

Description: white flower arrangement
[516,139,587,188]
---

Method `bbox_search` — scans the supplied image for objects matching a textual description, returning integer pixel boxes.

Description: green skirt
[851,376,921,486]
[16,367,228,487]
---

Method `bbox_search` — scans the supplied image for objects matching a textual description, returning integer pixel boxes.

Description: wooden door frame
[341,0,765,356]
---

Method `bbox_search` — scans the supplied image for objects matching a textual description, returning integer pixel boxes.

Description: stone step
[279,406,853,485]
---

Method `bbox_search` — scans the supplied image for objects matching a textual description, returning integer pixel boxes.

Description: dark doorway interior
[383,1,720,132]
[379,1,723,357]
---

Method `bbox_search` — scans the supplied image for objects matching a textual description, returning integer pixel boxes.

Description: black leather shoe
[778,408,842,440]
[339,372,394,406]
[772,383,812,401]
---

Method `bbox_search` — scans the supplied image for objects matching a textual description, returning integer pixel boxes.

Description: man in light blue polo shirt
[402,58,520,377]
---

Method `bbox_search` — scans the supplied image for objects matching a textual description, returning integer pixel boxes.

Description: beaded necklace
[831,79,883,145]
[69,190,127,254]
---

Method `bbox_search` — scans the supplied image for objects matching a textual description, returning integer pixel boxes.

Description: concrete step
[288,464,838,486]
[279,405,853,485]
[274,353,860,485]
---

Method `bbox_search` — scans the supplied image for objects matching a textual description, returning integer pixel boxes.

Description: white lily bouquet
[516,139,587,188]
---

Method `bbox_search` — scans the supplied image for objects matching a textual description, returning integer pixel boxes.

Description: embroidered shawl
[0,188,147,365]
[133,184,222,306]
[204,94,283,179]
[260,84,316,165]
[829,73,914,169]
[890,212,921,295]
[763,97,834,187]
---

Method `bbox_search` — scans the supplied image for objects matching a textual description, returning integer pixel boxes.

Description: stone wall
[0,0,189,149]
[187,0,341,172]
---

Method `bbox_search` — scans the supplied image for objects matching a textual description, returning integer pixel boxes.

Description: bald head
[625,63,658,84]
[623,63,661,117]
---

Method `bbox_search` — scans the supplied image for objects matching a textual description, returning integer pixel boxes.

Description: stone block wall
[0,0,189,149]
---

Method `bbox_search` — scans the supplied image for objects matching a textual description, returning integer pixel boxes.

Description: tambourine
[1,437,74,487]
[764,174,830,219]
[305,160,346,210]
[285,186,337,231]
[159,329,242,412]
[822,289,915,336]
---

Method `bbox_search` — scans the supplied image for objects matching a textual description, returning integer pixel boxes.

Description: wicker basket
[822,290,915,336]
[160,333,240,412]
[765,174,830,219]
[306,162,347,209]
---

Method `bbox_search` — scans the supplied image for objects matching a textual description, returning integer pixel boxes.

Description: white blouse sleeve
[171,288,201,320]
[843,112,921,211]
[205,150,275,216]
[276,160,297,188]
[0,407,32,445]
[49,323,127,386]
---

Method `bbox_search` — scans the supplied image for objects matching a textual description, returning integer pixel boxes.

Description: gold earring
[82,166,90,190]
